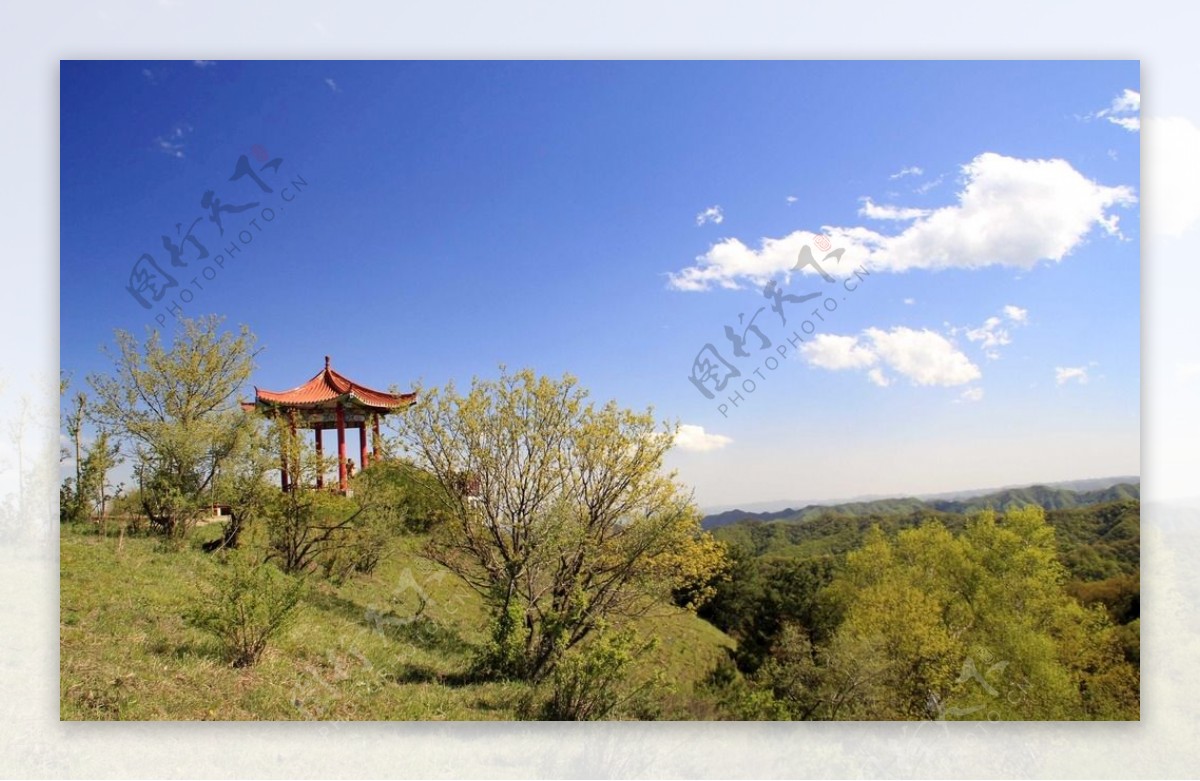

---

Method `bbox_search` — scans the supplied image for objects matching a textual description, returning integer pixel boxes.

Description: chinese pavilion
[242,356,417,493]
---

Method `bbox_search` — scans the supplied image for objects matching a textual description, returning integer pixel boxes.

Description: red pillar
[314,427,324,489]
[359,422,369,470]
[372,414,381,462]
[336,402,347,492]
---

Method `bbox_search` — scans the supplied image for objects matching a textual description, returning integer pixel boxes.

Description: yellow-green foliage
[395,368,728,681]
[742,507,1139,720]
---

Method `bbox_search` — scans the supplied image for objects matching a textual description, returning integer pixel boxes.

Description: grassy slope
[59,523,733,721]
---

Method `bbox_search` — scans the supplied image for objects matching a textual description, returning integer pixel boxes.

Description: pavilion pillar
[314,427,324,489]
[279,421,289,491]
[336,402,347,492]
[288,412,297,490]
[372,414,381,461]
[359,422,369,470]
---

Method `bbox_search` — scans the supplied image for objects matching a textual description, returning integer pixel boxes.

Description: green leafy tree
[60,390,88,523]
[87,316,258,538]
[81,430,123,533]
[393,368,726,681]
[737,507,1138,720]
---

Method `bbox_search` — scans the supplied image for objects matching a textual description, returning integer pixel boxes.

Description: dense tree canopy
[716,507,1139,720]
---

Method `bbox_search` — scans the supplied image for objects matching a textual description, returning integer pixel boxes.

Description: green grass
[59,523,733,720]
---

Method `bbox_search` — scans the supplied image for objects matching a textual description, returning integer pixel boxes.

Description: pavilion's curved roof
[251,356,416,411]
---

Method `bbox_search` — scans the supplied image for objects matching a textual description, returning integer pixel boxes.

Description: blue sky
[60,60,1140,509]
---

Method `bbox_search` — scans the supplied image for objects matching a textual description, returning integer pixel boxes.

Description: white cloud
[913,175,944,194]
[1055,366,1090,385]
[1091,89,1140,132]
[960,387,985,402]
[153,124,190,159]
[858,198,931,221]
[785,196,798,205]
[324,77,340,92]
[695,205,724,227]
[903,298,916,305]
[800,334,878,370]
[1145,116,1200,236]
[964,305,1028,358]
[1109,116,1141,132]
[674,424,733,453]
[866,327,981,386]
[667,229,853,290]
[1002,305,1028,324]
[800,327,980,388]
[966,316,1011,352]
[668,153,1135,290]
[890,166,924,179]
[1110,88,1140,115]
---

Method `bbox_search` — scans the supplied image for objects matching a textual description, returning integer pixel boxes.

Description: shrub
[185,554,305,667]
[538,627,661,720]
[470,594,530,681]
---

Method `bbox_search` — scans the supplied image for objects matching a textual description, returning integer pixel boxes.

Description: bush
[537,627,661,720]
[185,554,305,667]
[470,595,530,681]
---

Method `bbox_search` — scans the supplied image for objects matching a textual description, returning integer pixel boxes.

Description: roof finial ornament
[325,355,331,370]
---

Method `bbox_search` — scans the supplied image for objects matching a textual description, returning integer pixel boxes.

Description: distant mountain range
[700,477,1140,530]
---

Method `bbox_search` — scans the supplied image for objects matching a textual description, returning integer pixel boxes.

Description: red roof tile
[253,356,416,411]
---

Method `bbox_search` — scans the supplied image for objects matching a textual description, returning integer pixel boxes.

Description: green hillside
[60,523,733,720]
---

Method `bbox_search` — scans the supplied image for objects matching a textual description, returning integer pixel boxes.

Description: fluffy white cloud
[960,387,985,402]
[1002,305,1028,324]
[668,153,1135,290]
[859,198,931,221]
[695,205,724,227]
[1111,89,1140,114]
[800,334,878,370]
[866,327,981,386]
[964,305,1028,358]
[674,424,733,453]
[903,297,916,305]
[966,316,1011,351]
[1146,116,1200,237]
[800,327,980,388]
[890,166,924,179]
[1055,366,1090,385]
[667,229,854,290]
[785,196,798,204]
[1092,89,1140,132]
